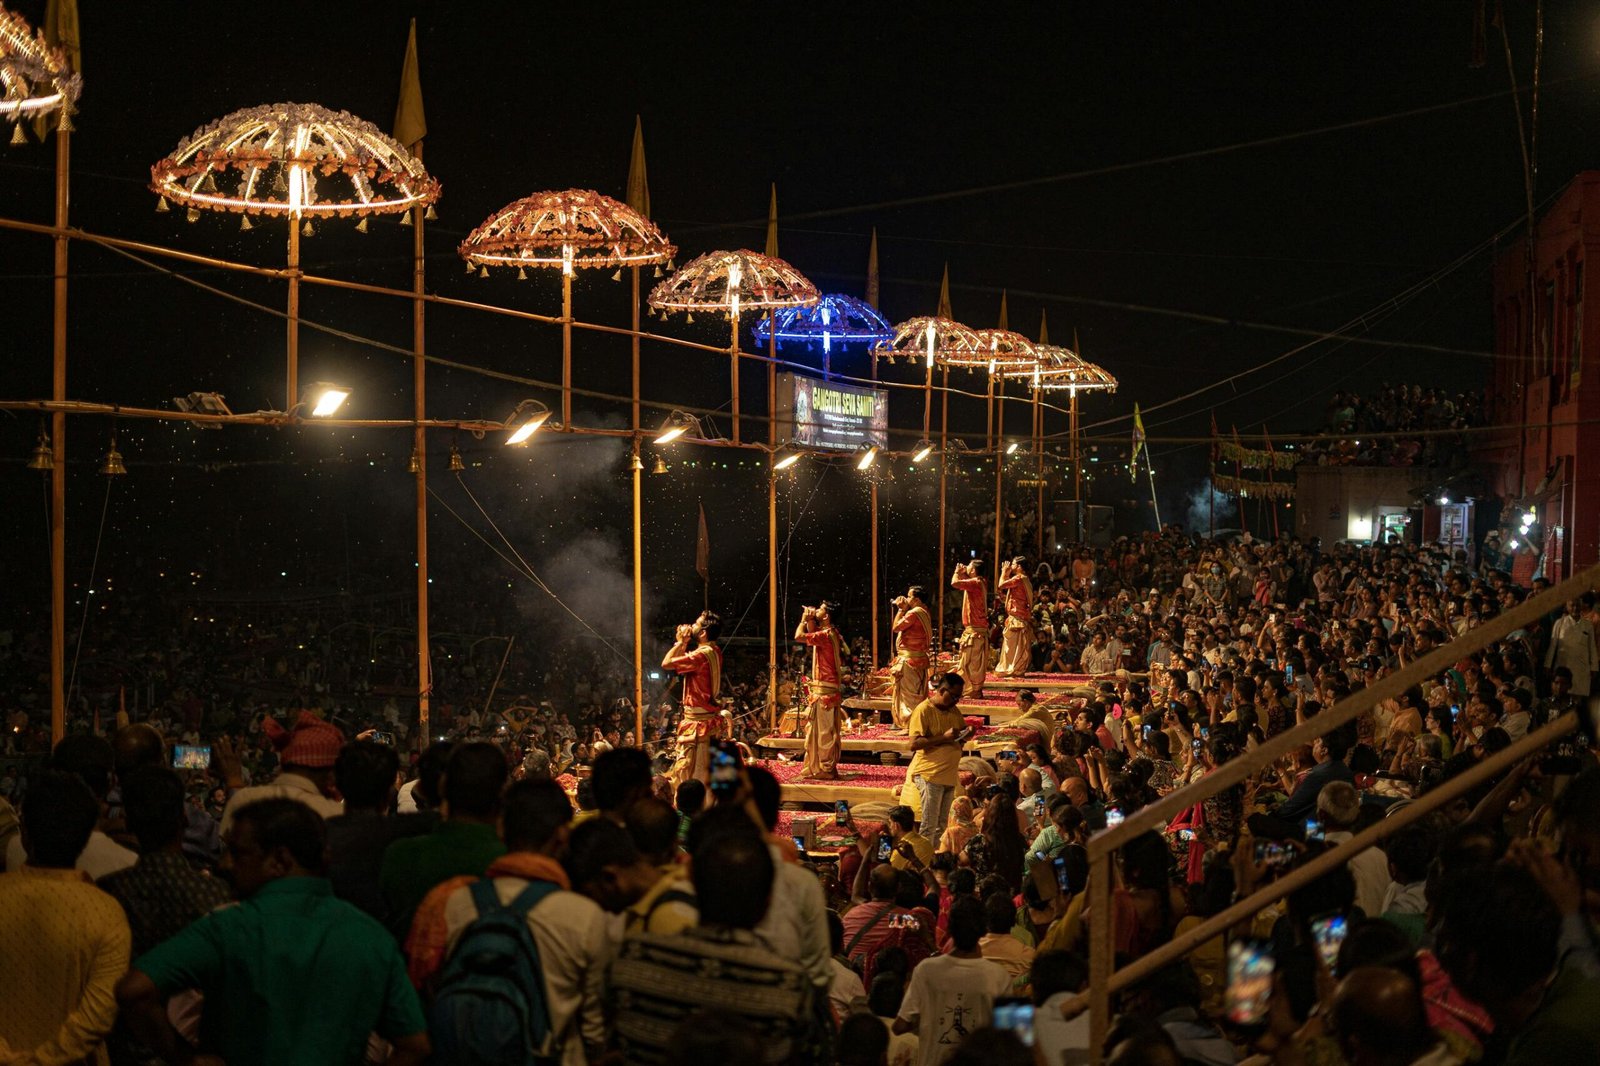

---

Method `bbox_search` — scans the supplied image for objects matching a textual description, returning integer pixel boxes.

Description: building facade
[1479,172,1600,579]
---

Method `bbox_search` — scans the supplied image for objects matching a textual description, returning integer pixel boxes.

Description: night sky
[1,2,1595,650]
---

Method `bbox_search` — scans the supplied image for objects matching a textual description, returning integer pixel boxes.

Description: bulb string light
[149,102,439,219]
[0,3,80,123]
[647,249,819,316]
[459,188,675,272]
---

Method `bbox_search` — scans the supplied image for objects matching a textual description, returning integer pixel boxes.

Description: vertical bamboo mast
[49,124,70,743]
[768,312,779,730]
[632,268,644,744]
[992,375,1005,577]
[412,183,430,740]
[870,349,880,668]
[936,366,949,653]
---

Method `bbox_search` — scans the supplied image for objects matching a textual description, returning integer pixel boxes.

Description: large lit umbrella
[751,292,892,379]
[0,2,79,135]
[1002,343,1118,517]
[648,250,818,443]
[871,316,983,438]
[459,189,675,429]
[150,102,440,409]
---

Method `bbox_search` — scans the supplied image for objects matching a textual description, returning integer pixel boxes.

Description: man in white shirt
[219,712,345,835]
[3,734,136,877]
[1032,950,1092,1066]
[1318,781,1388,919]
[439,779,617,1066]
[1546,599,1599,696]
[749,768,833,987]
[895,897,1011,1065]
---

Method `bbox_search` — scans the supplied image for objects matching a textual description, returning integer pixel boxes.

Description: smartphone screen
[1105,807,1125,829]
[991,999,1035,1047]
[1142,724,1153,740]
[834,800,850,826]
[792,835,806,854]
[1052,855,1071,894]
[1303,818,1325,844]
[1285,664,1295,683]
[877,835,893,862]
[1226,940,1276,1026]
[1254,840,1293,867]
[709,741,740,798]
[370,731,395,746]
[172,744,211,770]
[1179,828,1196,842]
[1311,912,1348,975]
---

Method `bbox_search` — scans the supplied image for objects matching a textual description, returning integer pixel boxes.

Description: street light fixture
[304,383,351,418]
[653,410,702,445]
[856,444,878,471]
[911,440,934,463]
[503,400,552,445]
[774,451,802,470]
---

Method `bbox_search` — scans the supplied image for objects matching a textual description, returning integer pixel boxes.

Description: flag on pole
[936,264,952,318]
[997,290,1009,331]
[33,0,80,138]
[626,115,650,218]
[764,184,779,258]
[1038,309,1049,346]
[1072,327,1082,356]
[393,18,426,151]
[865,228,880,309]
[1131,404,1146,482]
[695,503,710,582]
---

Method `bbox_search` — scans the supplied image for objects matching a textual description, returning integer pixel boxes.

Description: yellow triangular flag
[626,115,651,218]
[33,0,80,139]
[393,19,426,151]
[764,184,779,258]
[997,290,1009,331]
[1039,310,1050,346]
[865,228,880,309]
[937,264,952,319]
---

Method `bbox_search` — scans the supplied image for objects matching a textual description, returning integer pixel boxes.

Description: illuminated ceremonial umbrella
[1003,344,1117,505]
[751,293,893,379]
[0,2,80,137]
[150,102,440,410]
[965,330,1044,579]
[648,250,818,443]
[870,316,983,438]
[459,189,676,428]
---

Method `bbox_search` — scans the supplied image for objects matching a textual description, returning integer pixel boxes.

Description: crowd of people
[2,526,1600,1065]
[1299,383,1486,468]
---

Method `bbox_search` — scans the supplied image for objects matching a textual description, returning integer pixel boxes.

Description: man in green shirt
[116,798,429,1066]
[380,741,508,938]
[906,672,971,842]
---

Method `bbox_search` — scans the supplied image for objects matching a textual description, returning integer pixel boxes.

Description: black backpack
[429,878,559,1066]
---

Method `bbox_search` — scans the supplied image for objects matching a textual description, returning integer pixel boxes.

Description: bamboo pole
[1034,385,1044,558]
[987,374,997,586]
[561,267,573,428]
[411,193,430,742]
[936,367,949,653]
[731,316,741,444]
[871,348,881,669]
[286,217,300,412]
[632,266,644,745]
[768,310,779,731]
[1070,388,1080,541]
[49,127,70,743]
[992,377,1005,575]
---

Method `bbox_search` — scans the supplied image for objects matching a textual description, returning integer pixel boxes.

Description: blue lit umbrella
[751,293,892,376]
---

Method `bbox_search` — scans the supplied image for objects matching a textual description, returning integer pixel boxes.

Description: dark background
[0,2,1593,661]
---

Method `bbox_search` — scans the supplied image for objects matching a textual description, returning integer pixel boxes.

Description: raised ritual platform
[761,757,908,809]
[841,689,1079,724]
[862,663,1135,699]
[754,717,1049,761]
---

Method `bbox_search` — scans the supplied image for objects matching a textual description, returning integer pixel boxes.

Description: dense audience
[0,527,1598,1066]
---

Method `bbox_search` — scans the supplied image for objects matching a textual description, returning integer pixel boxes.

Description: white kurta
[1547,615,1600,696]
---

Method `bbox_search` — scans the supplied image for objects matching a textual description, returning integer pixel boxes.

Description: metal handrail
[1082,561,1600,1063]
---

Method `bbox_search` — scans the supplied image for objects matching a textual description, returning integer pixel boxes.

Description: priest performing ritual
[995,556,1036,676]
[889,585,933,728]
[795,601,847,778]
[661,611,724,785]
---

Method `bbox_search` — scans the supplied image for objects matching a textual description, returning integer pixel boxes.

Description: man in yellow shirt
[905,673,972,843]
[0,772,131,1066]
[885,805,937,873]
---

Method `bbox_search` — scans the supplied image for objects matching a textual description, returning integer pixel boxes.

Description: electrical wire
[66,475,115,705]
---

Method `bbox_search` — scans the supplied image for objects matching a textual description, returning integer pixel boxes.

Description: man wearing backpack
[430,778,614,1066]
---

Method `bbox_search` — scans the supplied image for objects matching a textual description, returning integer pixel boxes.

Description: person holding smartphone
[906,673,971,843]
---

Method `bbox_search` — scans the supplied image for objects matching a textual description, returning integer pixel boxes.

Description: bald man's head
[113,723,165,776]
[869,862,898,901]
[1328,967,1436,1066]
